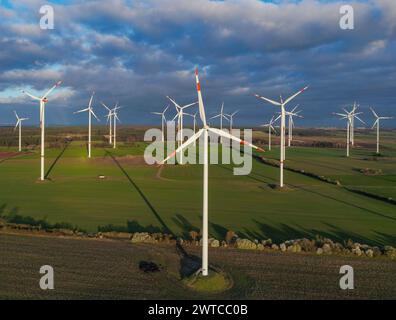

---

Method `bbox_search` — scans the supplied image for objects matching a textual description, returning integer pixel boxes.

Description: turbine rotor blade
[195,68,207,126]
[284,86,309,105]
[208,127,264,152]
[42,80,62,99]
[22,91,41,101]
[254,94,281,106]
[161,129,204,164]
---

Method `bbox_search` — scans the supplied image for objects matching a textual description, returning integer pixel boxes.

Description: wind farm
[0,0,396,302]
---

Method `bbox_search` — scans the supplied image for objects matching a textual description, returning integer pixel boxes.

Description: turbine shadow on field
[105,150,171,234]
[250,158,396,223]
[105,150,203,277]
[45,141,70,179]
[246,220,396,246]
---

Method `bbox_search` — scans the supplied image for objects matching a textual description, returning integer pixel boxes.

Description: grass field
[1,233,396,299]
[0,128,396,247]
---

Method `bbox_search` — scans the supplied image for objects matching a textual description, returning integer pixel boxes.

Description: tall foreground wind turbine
[161,69,263,276]
[74,92,100,158]
[167,96,197,164]
[151,105,169,142]
[370,107,393,154]
[261,115,279,151]
[14,111,29,152]
[254,86,308,187]
[22,80,62,180]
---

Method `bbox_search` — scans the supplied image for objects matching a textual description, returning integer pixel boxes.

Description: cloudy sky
[0,0,395,127]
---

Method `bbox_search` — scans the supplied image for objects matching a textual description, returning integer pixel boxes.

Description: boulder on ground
[131,232,156,243]
[271,244,279,251]
[365,249,374,258]
[280,243,287,252]
[316,248,323,255]
[210,239,220,248]
[257,243,265,250]
[322,243,332,254]
[235,238,257,250]
[352,247,362,256]
[102,231,132,240]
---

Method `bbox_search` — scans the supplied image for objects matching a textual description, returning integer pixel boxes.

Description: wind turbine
[285,105,303,147]
[210,102,229,143]
[334,111,353,157]
[101,102,114,145]
[167,96,197,164]
[342,105,365,146]
[254,86,308,187]
[344,102,362,146]
[370,107,393,154]
[184,111,199,146]
[260,115,280,151]
[74,92,100,158]
[14,111,29,152]
[151,105,169,142]
[225,110,239,134]
[161,68,264,276]
[112,105,122,149]
[22,80,62,181]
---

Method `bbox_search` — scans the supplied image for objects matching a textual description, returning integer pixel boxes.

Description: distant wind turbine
[260,115,280,151]
[254,86,308,187]
[370,107,393,154]
[112,105,122,149]
[167,96,197,164]
[286,105,303,147]
[151,105,169,142]
[101,102,115,145]
[22,80,62,181]
[14,111,29,152]
[224,110,239,133]
[74,92,100,158]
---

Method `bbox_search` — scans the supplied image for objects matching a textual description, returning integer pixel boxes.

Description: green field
[1,130,396,247]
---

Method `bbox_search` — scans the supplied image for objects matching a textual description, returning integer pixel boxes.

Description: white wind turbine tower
[370,107,393,154]
[260,115,280,151]
[22,80,62,181]
[254,86,308,188]
[151,105,169,142]
[14,111,29,152]
[74,92,100,158]
[112,105,122,149]
[161,69,264,276]
[225,110,239,134]
[167,96,197,164]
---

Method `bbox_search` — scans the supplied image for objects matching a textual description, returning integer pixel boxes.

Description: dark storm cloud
[0,0,395,127]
